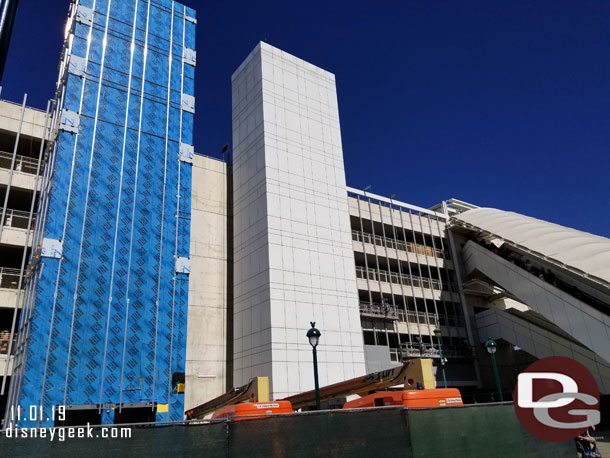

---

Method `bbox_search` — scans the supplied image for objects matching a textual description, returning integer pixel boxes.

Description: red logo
[513,356,600,442]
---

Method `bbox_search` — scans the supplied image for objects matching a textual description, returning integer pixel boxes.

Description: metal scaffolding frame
[4,0,196,428]
[0,93,52,399]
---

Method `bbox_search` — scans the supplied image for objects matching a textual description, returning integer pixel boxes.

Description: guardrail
[0,331,17,355]
[395,309,437,325]
[359,302,398,319]
[400,343,474,359]
[0,267,22,289]
[2,208,35,230]
[0,150,39,175]
[401,343,440,358]
[355,266,453,292]
[352,230,448,260]
[360,305,464,329]
[438,314,464,328]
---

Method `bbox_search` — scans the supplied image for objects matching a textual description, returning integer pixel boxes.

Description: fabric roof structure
[451,207,610,287]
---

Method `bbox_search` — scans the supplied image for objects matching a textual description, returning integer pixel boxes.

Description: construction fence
[0,403,575,457]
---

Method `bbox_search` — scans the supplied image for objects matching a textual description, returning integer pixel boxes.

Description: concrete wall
[231,42,365,399]
[186,154,229,410]
[0,101,46,191]
[0,100,47,140]
[0,289,21,309]
[476,307,610,393]
[0,101,47,401]
[0,226,30,246]
[462,241,610,365]
[0,169,38,191]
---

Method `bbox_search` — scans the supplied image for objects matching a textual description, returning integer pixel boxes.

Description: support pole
[0,93,26,242]
[491,353,503,402]
[437,334,447,388]
[312,347,321,410]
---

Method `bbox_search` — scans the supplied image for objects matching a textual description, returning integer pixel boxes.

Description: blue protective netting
[9,0,195,427]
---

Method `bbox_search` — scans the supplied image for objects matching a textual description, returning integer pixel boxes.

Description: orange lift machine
[342,388,463,409]
[211,401,293,421]
[186,359,462,420]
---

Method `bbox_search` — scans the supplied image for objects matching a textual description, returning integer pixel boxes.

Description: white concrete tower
[231,42,366,398]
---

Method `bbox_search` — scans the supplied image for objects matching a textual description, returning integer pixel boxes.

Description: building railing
[0,330,17,355]
[2,208,36,230]
[400,343,474,359]
[0,267,22,289]
[352,230,448,260]
[355,265,457,292]
[438,314,464,328]
[395,309,438,326]
[360,304,464,330]
[401,342,441,358]
[359,302,398,320]
[389,348,400,363]
[443,346,476,359]
[0,150,40,175]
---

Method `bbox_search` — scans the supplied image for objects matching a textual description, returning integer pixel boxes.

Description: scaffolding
[0,91,52,411]
[4,0,197,428]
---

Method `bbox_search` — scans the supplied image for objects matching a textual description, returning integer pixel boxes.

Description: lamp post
[485,337,503,402]
[433,328,447,388]
[306,322,322,410]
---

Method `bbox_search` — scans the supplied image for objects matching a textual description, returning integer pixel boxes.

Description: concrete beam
[463,241,610,364]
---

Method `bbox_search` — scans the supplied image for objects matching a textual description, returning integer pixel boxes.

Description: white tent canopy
[452,207,610,287]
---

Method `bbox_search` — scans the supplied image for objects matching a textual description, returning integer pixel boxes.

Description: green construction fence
[0,403,575,457]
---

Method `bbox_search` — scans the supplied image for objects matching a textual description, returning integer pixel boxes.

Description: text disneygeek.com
[3,424,132,441]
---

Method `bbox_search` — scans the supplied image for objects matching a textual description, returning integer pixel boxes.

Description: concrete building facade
[0,98,51,420]
[347,188,478,385]
[2,29,610,425]
[185,154,230,410]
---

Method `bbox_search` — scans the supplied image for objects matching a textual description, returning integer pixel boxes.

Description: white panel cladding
[232,42,366,399]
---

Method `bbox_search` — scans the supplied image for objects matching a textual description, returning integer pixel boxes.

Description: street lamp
[433,328,447,388]
[306,322,322,410]
[485,337,503,402]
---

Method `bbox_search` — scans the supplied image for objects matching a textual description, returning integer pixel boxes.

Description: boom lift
[186,376,271,420]
[186,359,438,420]
[281,358,436,410]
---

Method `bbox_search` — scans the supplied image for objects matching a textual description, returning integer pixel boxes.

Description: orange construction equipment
[211,401,293,421]
[186,376,270,420]
[282,359,436,410]
[187,359,439,419]
[343,388,463,410]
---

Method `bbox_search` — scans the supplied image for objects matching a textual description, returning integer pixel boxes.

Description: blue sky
[3,0,609,236]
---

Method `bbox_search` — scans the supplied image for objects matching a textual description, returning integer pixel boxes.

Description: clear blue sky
[3,0,609,236]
